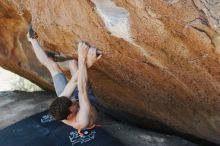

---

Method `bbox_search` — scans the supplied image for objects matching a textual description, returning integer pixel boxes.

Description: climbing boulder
[0,0,220,144]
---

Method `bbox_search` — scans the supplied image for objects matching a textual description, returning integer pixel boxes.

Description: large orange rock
[0,0,220,144]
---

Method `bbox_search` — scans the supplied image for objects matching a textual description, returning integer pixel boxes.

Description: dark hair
[48,97,73,120]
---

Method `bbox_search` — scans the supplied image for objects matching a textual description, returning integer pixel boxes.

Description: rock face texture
[0,0,220,144]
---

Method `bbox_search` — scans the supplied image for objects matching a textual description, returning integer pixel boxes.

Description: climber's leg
[28,39,62,76]
[27,25,62,77]
[27,34,69,96]
[52,71,68,97]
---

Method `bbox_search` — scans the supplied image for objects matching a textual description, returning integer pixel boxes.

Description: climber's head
[48,97,79,121]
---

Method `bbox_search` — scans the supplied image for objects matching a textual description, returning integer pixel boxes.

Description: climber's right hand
[78,41,89,60]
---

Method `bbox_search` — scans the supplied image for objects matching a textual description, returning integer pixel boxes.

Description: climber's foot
[28,24,38,39]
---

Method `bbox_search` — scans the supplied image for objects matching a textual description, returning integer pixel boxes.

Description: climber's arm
[27,37,51,68]
[59,46,101,99]
[27,34,61,76]
[58,73,78,98]
[76,42,91,133]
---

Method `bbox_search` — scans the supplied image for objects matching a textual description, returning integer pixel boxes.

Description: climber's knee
[47,59,62,76]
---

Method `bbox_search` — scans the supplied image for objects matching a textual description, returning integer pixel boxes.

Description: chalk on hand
[75,41,103,57]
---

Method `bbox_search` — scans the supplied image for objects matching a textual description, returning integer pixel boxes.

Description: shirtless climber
[27,26,101,136]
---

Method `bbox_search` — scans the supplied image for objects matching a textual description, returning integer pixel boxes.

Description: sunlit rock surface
[0,0,220,144]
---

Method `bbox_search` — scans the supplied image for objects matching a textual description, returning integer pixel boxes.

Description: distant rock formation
[0,0,220,144]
